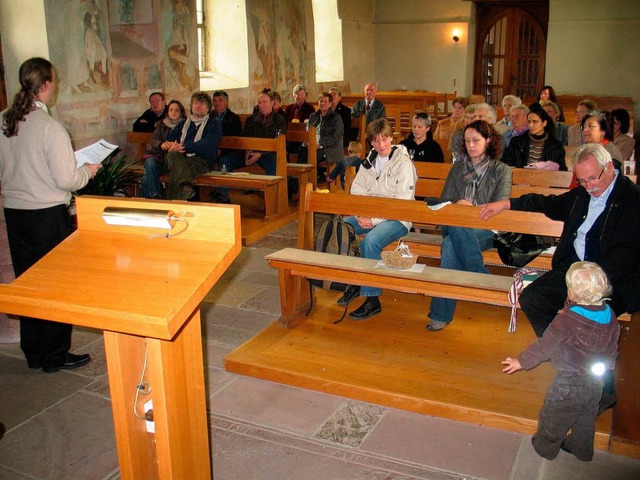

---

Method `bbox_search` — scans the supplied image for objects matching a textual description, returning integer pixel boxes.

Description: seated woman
[297,92,344,181]
[501,106,567,170]
[611,108,634,163]
[337,118,417,320]
[426,120,512,331]
[580,110,623,162]
[140,99,186,199]
[542,101,568,146]
[448,104,477,162]
[400,113,444,163]
[434,96,468,141]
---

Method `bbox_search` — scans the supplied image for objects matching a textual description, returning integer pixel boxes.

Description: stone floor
[1,220,640,480]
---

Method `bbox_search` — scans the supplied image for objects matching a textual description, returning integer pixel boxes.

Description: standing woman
[536,85,565,122]
[0,58,100,372]
[400,113,444,163]
[426,120,512,331]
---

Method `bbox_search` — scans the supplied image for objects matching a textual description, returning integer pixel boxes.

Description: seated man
[494,95,521,135]
[215,92,287,203]
[133,92,168,133]
[568,99,598,147]
[329,86,354,146]
[501,104,529,149]
[284,84,315,124]
[351,82,386,126]
[212,90,242,162]
[212,90,242,137]
[164,92,221,200]
[481,143,640,413]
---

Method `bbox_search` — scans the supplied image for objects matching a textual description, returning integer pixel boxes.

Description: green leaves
[75,153,140,197]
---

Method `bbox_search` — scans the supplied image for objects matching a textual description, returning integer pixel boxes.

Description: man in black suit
[351,82,386,126]
[329,86,353,146]
[212,90,242,137]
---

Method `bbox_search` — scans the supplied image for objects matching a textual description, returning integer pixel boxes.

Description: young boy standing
[502,261,620,461]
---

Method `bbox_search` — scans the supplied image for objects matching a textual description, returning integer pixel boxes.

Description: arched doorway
[474,7,547,106]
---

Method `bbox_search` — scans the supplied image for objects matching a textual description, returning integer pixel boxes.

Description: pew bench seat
[194,172,284,220]
[266,247,516,329]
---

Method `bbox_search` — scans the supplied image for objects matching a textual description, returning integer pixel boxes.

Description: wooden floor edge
[241,209,298,245]
[609,437,640,458]
[224,355,613,450]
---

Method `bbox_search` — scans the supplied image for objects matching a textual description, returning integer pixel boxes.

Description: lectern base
[104,308,211,479]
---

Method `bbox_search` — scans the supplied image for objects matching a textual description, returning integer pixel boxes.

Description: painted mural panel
[45,0,111,99]
[160,0,198,92]
[246,0,315,103]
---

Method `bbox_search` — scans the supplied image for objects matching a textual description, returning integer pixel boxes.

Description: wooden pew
[268,183,564,329]
[264,183,637,456]
[555,94,634,126]
[127,131,153,161]
[285,124,318,188]
[193,135,288,221]
[351,115,367,155]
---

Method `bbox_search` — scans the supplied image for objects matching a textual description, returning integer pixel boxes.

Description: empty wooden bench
[194,135,288,221]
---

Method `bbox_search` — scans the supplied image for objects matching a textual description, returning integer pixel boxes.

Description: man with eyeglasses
[480,143,640,414]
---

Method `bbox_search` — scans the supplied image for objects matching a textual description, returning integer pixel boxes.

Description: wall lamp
[452,29,461,43]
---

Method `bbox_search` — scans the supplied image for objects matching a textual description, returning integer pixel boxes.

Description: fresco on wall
[160,0,198,92]
[45,0,111,98]
[246,0,315,104]
[109,0,153,25]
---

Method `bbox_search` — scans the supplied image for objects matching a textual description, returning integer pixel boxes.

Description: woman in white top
[337,118,417,320]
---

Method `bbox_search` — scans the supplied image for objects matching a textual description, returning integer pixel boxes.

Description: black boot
[337,285,360,306]
[349,296,381,320]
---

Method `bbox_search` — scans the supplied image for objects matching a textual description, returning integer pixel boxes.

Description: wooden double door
[474,5,548,105]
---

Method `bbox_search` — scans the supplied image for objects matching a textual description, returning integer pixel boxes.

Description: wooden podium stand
[0,196,241,479]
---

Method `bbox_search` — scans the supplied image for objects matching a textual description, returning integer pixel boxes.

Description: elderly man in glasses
[480,143,640,414]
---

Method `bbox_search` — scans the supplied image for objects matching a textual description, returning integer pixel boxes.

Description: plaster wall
[0,0,49,99]
[371,0,474,95]
[545,0,640,130]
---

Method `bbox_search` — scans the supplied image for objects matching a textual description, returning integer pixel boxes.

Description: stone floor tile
[211,415,463,480]
[316,400,386,448]
[201,304,276,349]
[82,375,112,400]
[0,466,31,479]
[71,326,103,349]
[203,342,233,368]
[210,376,343,436]
[250,234,298,250]
[0,391,117,480]
[362,409,521,480]
[237,285,281,315]
[0,355,94,429]
[203,279,267,307]
[236,268,279,287]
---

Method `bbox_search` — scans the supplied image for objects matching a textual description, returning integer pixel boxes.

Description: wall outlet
[144,399,155,433]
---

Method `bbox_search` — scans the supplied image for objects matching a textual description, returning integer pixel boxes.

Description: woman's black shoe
[349,297,381,320]
[337,285,360,306]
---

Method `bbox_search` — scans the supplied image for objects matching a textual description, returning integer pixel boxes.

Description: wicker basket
[381,240,417,269]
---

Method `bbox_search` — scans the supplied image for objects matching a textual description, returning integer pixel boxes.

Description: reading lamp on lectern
[102,207,193,238]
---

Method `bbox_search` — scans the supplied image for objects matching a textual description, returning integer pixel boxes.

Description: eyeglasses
[581,123,600,131]
[576,166,606,186]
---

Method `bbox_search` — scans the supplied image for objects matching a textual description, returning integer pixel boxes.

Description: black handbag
[493,232,553,268]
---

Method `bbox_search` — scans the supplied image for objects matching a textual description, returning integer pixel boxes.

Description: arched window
[197,0,249,90]
[311,0,343,82]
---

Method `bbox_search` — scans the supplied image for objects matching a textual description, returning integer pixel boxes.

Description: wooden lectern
[0,196,241,479]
